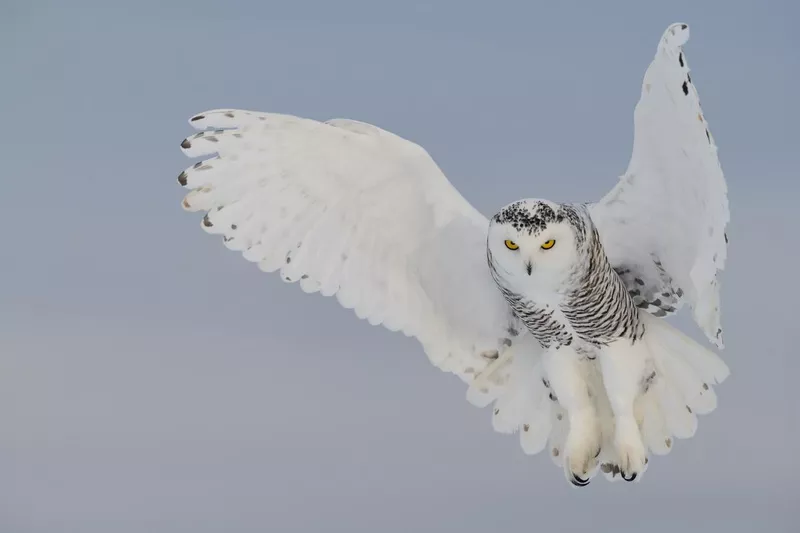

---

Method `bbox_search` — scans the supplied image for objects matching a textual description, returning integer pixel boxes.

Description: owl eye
[541,239,556,250]
[504,240,519,250]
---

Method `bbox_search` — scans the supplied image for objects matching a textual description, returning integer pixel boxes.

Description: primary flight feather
[173,23,729,486]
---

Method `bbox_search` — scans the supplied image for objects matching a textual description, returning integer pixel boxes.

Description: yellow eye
[541,239,556,250]
[504,240,519,250]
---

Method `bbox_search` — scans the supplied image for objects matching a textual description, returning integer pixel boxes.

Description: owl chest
[510,299,575,349]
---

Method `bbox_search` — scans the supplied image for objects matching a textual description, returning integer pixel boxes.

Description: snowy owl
[173,23,729,486]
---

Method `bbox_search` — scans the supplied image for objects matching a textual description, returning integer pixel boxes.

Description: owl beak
[525,260,533,276]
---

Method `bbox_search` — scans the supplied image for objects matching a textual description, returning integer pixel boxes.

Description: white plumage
[173,23,729,486]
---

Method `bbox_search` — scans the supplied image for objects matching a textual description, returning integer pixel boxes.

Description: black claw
[570,474,590,487]
[178,171,188,186]
[622,471,637,482]
[181,139,192,149]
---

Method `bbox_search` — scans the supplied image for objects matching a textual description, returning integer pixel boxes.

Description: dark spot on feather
[224,112,234,118]
[686,405,693,414]
[523,424,530,432]
[724,232,729,244]
[706,129,711,143]
[193,161,202,168]
[687,73,692,83]
[231,224,237,230]
[205,136,219,143]
[190,115,205,122]
[681,24,688,29]
[652,298,663,307]
[662,292,671,298]
[502,338,512,347]
[703,383,709,391]
[494,408,499,415]
[676,288,684,297]
[301,274,308,280]
[177,172,187,186]
[202,214,213,227]
[679,53,684,67]
[542,378,550,388]
[682,81,689,95]
[549,392,557,402]
[285,256,291,264]
[635,278,645,286]
[507,326,519,337]
[181,139,192,149]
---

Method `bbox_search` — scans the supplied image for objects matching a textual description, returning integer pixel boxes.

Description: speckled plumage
[489,201,645,352]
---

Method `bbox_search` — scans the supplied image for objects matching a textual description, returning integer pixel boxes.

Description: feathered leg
[597,339,648,481]
[543,347,602,486]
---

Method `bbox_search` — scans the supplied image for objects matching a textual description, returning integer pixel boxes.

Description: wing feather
[591,23,729,347]
[177,109,535,386]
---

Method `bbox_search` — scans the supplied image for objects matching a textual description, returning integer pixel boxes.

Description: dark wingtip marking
[190,115,205,122]
[202,214,213,227]
[177,171,188,186]
[682,80,689,95]
[181,139,192,149]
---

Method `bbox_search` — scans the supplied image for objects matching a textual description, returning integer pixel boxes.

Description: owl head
[487,199,590,292]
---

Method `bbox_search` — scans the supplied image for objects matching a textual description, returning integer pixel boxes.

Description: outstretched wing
[176,109,534,396]
[590,23,729,347]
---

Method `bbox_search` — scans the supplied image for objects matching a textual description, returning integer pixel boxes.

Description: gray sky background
[1,1,798,531]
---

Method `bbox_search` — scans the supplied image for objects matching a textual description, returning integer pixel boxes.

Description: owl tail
[602,313,730,481]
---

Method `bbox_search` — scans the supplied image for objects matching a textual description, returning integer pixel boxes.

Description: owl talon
[570,473,591,487]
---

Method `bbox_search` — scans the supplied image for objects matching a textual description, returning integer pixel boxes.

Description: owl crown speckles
[493,201,563,235]
[493,200,587,243]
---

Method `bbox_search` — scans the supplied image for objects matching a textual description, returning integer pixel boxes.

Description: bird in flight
[173,23,729,486]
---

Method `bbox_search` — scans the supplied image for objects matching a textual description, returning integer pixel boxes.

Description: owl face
[488,199,585,292]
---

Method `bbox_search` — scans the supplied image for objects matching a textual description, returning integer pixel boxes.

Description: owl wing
[175,109,547,410]
[590,23,729,347]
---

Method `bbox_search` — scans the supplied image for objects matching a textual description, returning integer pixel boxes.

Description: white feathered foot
[598,312,729,482]
[543,349,603,487]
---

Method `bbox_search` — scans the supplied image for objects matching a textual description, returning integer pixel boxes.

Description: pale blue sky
[1,1,798,532]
